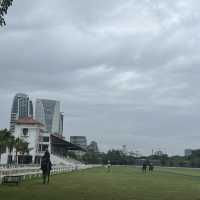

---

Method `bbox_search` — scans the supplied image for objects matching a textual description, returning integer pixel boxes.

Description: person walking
[142,161,147,173]
[41,150,52,184]
[149,163,154,172]
[107,160,111,172]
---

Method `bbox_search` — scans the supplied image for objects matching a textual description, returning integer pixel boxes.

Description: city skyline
[4,93,196,156]
[1,0,200,155]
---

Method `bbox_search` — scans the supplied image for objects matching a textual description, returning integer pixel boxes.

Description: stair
[50,154,83,166]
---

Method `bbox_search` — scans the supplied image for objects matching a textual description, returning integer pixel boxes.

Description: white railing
[0,164,100,184]
[0,164,40,169]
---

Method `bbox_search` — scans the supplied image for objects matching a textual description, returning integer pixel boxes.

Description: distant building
[154,150,165,156]
[70,136,87,150]
[122,145,128,155]
[184,149,193,157]
[87,141,99,152]
[35,99,62,136]
[14,117,46,163]
[10,93,33,133]
[59,112,64,135]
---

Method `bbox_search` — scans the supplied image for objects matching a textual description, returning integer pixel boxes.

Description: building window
[42,144,48,151]
[22,128,28,137]
[39,144,49,152]
[42,137,49,142]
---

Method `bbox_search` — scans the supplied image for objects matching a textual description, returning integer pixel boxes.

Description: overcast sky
[1,0,200,155]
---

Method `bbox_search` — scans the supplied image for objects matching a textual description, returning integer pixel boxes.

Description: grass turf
[1,166,200,200]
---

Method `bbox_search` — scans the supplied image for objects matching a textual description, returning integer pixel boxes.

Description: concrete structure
[35,99,62,136]
[70,136,87,150]
[14,117,48,163]
[10,93,33,133]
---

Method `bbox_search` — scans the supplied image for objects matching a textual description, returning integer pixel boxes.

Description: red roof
[16,117,44,126]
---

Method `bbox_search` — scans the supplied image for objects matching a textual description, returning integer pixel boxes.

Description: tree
[0,0,13,26]
[105,150,130,165]
[14,137,29,164]
[82,151,100,164]
[66,151,78,160]
[6,134,15,154]
[0,129,13,163]
[0,129,7,162]
[0,129,31,165]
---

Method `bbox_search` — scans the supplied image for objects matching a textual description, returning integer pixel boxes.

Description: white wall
[14,124,40,158]
[14,123,51,163]
[0,152,8,165]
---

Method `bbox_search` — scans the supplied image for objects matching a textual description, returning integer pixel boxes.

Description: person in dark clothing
[149,163,154,172]
[142,162,147,173]
[107,160,111,172]
[41,150,52,184]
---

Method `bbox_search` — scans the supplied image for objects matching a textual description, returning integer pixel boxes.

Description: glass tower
[35,99,61,135]
[10,93,33,133]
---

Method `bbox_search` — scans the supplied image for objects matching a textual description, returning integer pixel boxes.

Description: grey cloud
[1,0,200,155]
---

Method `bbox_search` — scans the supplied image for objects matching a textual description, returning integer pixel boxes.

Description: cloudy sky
[1,0,200,155]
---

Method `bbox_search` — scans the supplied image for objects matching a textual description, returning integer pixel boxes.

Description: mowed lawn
[1,166,200,200]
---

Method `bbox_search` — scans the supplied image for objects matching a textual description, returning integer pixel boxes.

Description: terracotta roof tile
[16,117,44,126]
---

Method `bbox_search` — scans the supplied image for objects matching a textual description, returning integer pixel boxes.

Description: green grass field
[1,166,200,200]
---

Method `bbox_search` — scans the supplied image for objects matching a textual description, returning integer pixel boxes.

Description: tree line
[148,151,200,168]
[68,149,135,165]
[69,148,200,168]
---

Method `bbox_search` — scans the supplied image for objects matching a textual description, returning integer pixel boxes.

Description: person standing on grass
[149,163,154,172]
[107,160,111,172]
[41,149,52,184]
[142,161,147,173]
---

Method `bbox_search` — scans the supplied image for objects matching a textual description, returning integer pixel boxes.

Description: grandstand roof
[51,134,86,152]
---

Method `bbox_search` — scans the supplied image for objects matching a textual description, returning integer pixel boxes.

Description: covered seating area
[50,134,86,156]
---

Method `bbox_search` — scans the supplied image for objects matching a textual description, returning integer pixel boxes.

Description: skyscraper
[10,93,33,133]
[70,136,87,150]
[35,99,61,134]
[59,112,64,135]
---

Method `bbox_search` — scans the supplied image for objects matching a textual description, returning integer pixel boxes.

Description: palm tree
[0,129,30,165]
[7,135,15,153]
[14,137,29,164]
[6,133,15,164]
[0,129,15,163]
[0,129,6,163]
[0,129,13,163]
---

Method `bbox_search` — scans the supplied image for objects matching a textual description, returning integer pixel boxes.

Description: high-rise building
[59,112,64,135]
[10,93,33,133]
[35,99,61,134]
[70,136,87,150]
